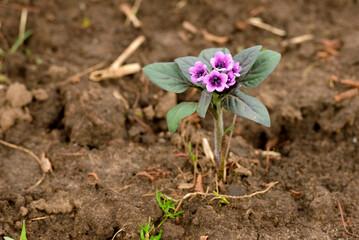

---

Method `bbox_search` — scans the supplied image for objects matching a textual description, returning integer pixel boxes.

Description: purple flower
[226,71,236,87]
[210,52,234,72]
[189,61,208,83]
[203,70,228,92]
[232,62,242,77]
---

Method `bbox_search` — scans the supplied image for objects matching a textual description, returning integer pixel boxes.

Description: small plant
[156,189,183,227]
[138,217,162,240]
[4,220,27,240]
[143,47,280,170]
[213,190,230,205]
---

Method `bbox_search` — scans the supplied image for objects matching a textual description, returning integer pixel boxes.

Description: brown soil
[1,0,359,239]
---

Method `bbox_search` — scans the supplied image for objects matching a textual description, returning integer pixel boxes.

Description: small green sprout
[188,141,196,163]
[4,220,27,240]
[156,189,183,228]
[35,58,44,65]
[138,217,162,240]
[224,124,234,135]
[213,190,230,205]
[0,74,6,83]
[9,30,33,54]
[81,18,92,28]
[24,48,32,56]
[0,48,5,57]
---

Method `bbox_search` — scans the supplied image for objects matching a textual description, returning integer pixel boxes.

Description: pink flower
[189,61,208,83]
[202,70,228,92]
[210,52,234,72]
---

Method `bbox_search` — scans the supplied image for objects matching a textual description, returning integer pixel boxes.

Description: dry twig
[202,29,229,44]
[111,227,125,240]
[337,199,359,237]
[120,3,142,28]
[281,34,314,48]
[223,115,237,182]
[56,62,106,86]
[247,17,286,36]
[19,8,28,39]
[0,139,50,191]
[334,88,358,102]
[89,35,145,81]
[133,115,153,134]
[168,181,278,202]
[202,138,215,166]
[333,78,359,89]
[182,21,198,34]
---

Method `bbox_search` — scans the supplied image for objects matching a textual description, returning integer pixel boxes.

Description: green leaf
[174,56,200,84]
[142,62,190,93]
[166,102,198,133]
[151,230,162,240]
[224,124,234,134]
[233,45,262,76]
[197,90,212,118]
[198,47,230,69]
[222,90,270,127]
[240,50,281,88]
[4,237,14,240]
[9,30,33,54]
[20,221,27,240]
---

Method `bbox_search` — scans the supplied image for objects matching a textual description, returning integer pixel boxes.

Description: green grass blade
[20,221,27,240]
[9,30,34,54]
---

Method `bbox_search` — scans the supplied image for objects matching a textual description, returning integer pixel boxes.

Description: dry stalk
[281,34,314,47]
[89,35,145,81]
[167,181,278,202]
[337,199,359,237]
[0,139,49,191]
[202,29,229,44]
[19,8,28,39]
[223,115,237,182]
[124,0,142,25]
[248,17,286,36]
[120,3,142,28]
[56,62,106,86]
[334,88,358,102]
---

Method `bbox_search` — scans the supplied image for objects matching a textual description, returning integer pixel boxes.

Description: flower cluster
[189,52,242,93]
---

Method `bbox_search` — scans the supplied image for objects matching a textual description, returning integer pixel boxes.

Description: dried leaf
[236,20,247,31]
[194,173,204,193]
[290,189,303,198]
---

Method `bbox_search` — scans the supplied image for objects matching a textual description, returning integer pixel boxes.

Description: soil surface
[1,0,359,239]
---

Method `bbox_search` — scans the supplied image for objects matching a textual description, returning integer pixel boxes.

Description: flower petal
[206,84,215,92]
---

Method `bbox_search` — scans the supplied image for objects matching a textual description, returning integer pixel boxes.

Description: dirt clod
[30,191,73,214]
[155,92,177,118]
[32,88,49,101]
[63,82,127,146]
[5,83,32,108]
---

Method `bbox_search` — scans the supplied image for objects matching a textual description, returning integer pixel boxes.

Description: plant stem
[157,216,168,228]
[213,102,224,168]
